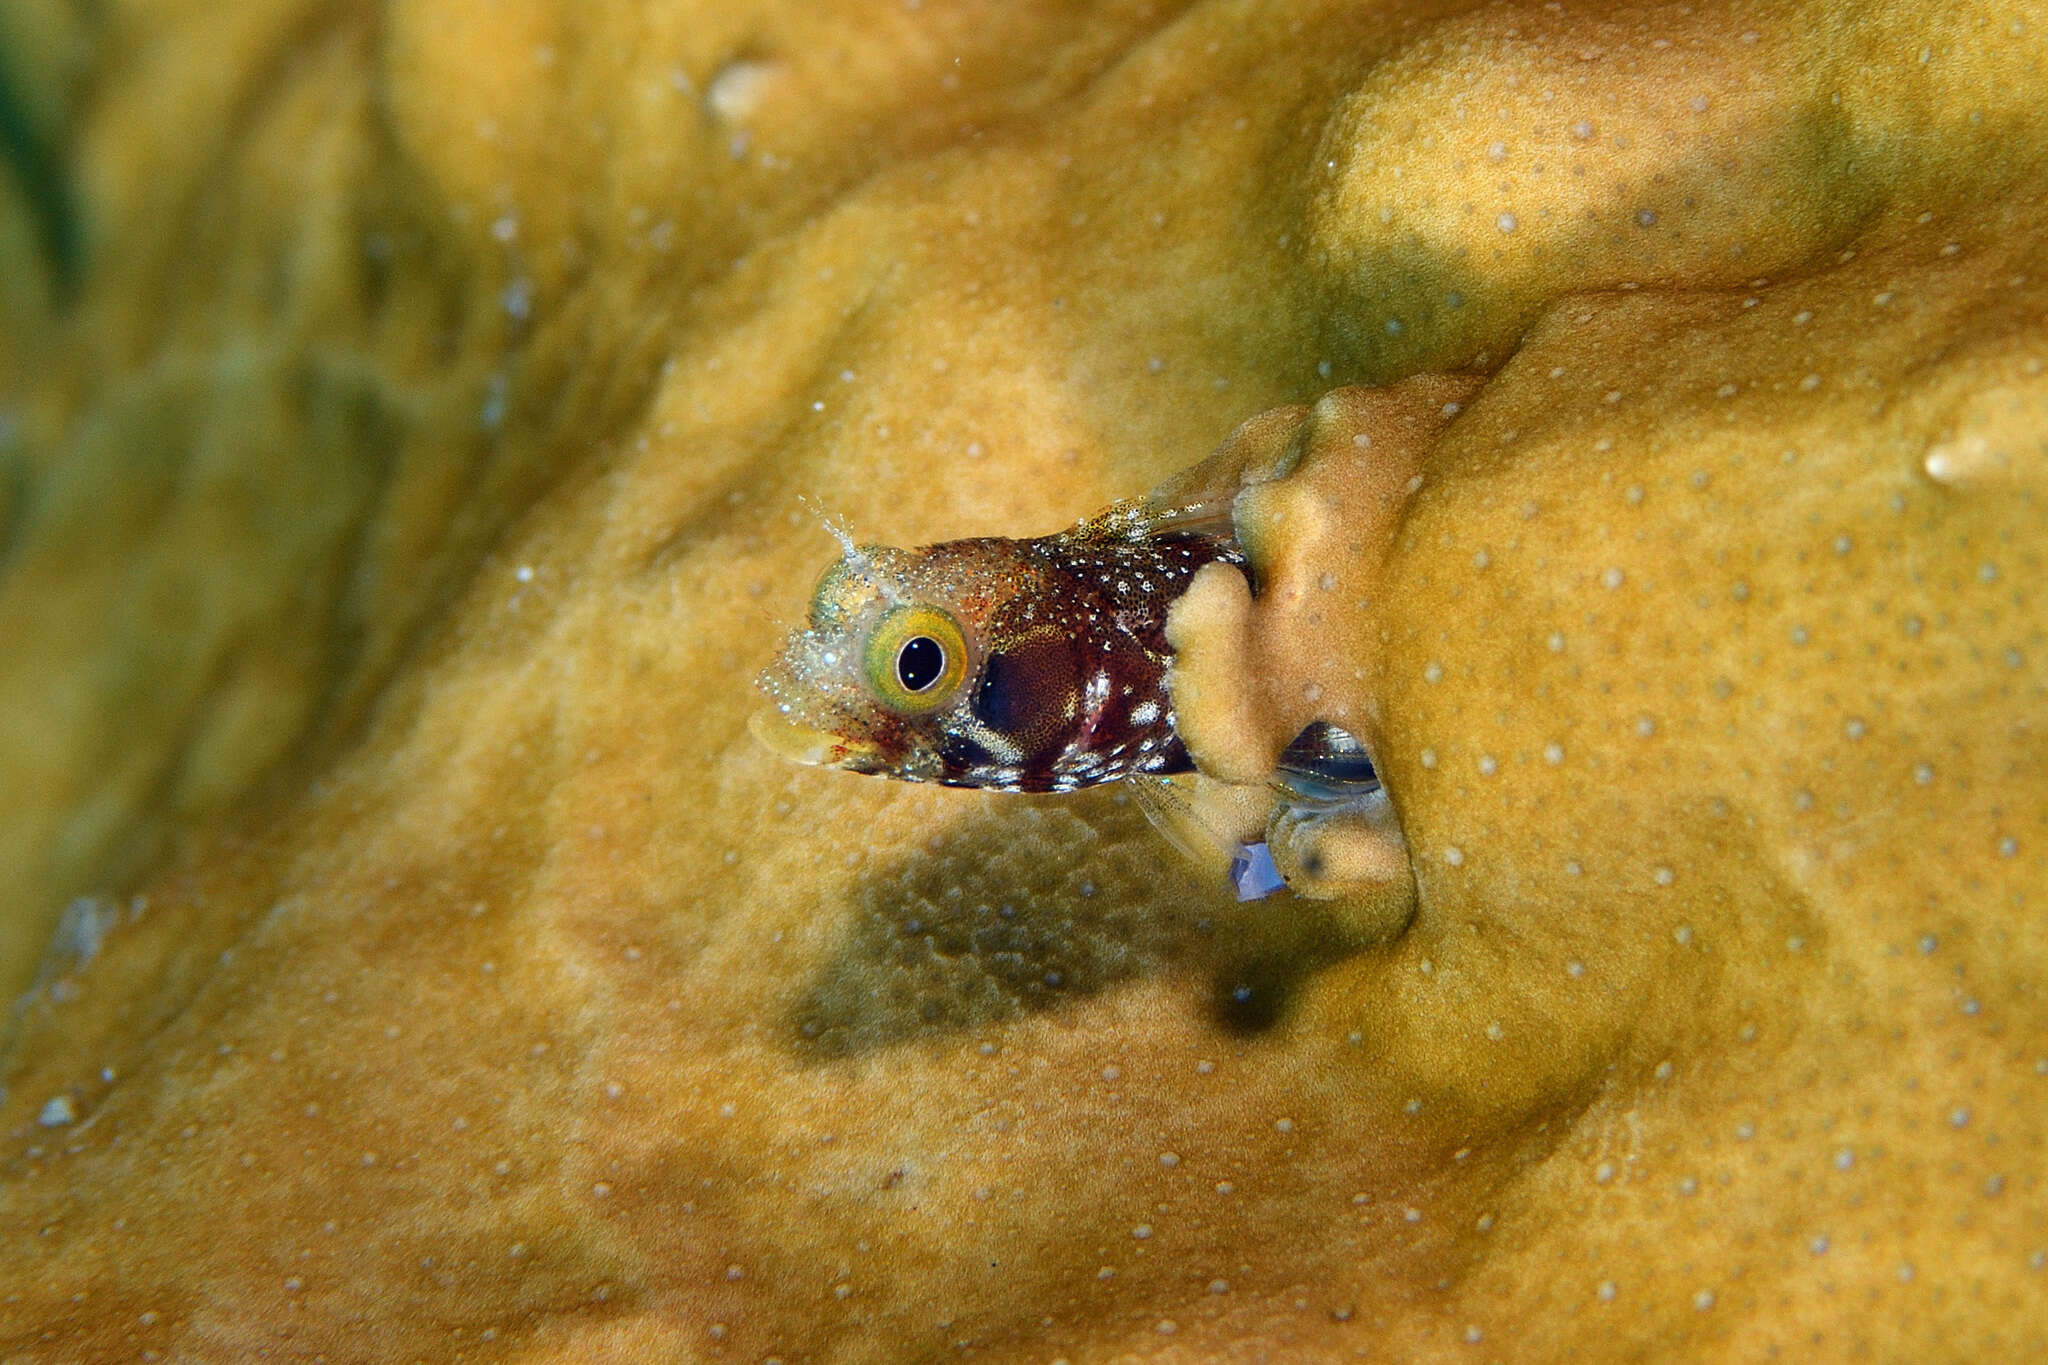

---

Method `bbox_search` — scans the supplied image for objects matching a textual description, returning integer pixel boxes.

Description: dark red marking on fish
[933,529,1242,792]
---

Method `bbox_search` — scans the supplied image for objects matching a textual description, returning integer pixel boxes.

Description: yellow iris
[863,605,968,713]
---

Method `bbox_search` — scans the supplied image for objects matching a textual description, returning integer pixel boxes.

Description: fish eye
[895,636,947,693]
[864,605,968,713]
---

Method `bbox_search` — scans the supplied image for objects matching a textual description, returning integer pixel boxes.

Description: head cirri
[752,504,1242,793]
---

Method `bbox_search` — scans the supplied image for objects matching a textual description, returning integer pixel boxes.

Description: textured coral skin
[1,0,2044,1360]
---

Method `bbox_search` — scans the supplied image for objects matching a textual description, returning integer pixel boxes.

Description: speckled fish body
[754,501,1244,793]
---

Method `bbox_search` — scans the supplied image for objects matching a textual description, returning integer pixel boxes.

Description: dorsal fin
[1070,401,1313,546]
[1064,495,1237,545]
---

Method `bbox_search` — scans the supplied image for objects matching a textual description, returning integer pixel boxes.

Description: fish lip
[747,707,880,770]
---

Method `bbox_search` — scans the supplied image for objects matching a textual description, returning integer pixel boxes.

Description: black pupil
[896,636,946,692]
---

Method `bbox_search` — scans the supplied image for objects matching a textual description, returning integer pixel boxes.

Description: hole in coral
[1212,958,1296,1034]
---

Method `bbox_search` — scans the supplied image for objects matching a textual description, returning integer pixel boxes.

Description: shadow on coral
[787,793,1371,1058]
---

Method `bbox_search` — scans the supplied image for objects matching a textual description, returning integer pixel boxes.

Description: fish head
[753,541,1009,783]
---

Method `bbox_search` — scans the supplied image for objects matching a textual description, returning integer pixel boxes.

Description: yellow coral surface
[1,0,2043,1359]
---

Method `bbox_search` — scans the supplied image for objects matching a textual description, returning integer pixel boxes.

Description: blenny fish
[751,494,1244,794]
[753,395,1415,911]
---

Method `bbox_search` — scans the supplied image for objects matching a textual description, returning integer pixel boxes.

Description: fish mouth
[748,708,882,770]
